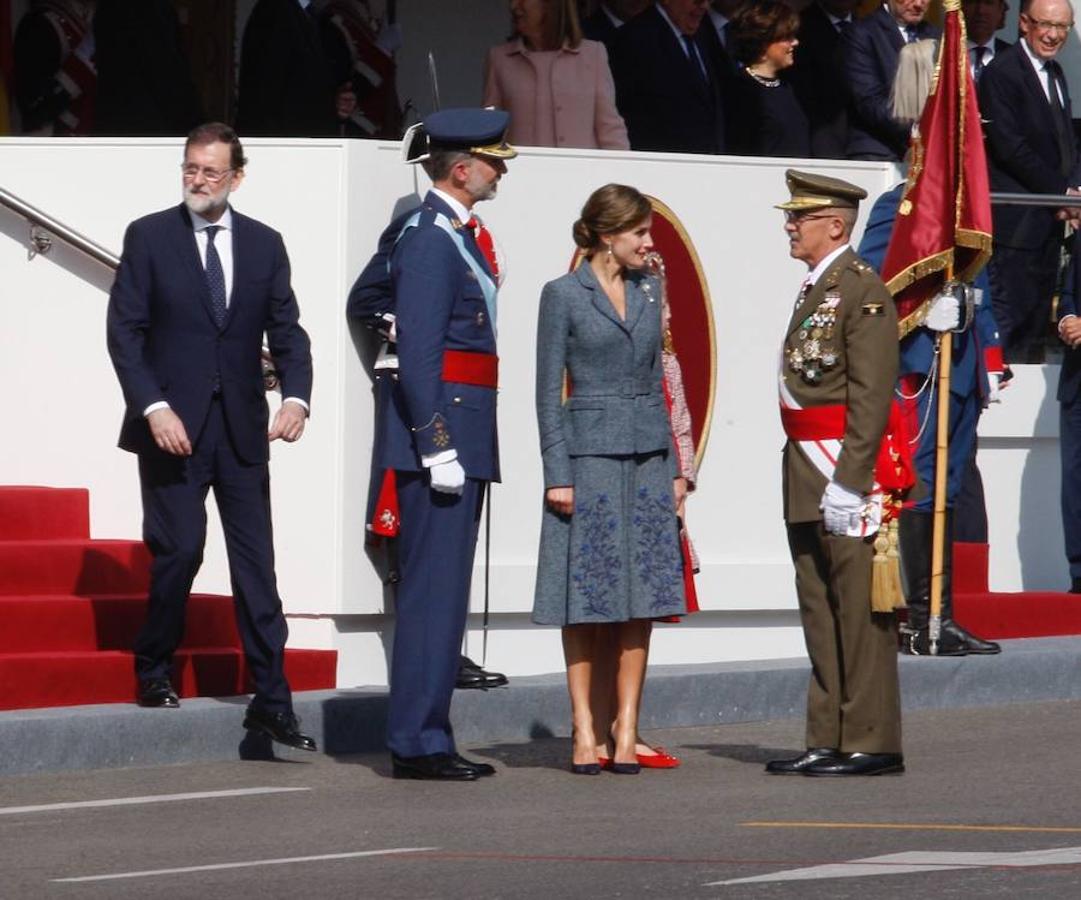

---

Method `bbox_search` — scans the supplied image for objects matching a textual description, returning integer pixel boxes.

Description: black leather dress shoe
[453,754,496,776]
[242,707,317,752]
[456,655,509,690]
[902,622,1001,656]
[803,752,905,776]
[137,678,179,708]
[1071,577,1081,594]
[765,747,839,774]
[392,753,479,781]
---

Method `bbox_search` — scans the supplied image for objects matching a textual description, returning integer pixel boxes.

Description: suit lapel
[222,210,244,331]
[173,205,218,328]
[1016,49,1060,140]
[623,274,647,334]
[576,262,628,332]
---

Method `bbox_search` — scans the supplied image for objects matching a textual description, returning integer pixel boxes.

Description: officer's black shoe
[901,620,1000,656]
[391,753,478,781]
[803,752,905,776]
[765,748,840,774]
[242,706,317,752]
[456,655,509,690]
[1071,577,1081,594]
[453,754,496,776]
[137,678,179,708]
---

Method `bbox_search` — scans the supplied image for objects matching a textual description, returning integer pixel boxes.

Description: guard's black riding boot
[899,511,1000,656]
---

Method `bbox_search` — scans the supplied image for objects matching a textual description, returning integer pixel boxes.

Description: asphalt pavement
[4,699,1081,899]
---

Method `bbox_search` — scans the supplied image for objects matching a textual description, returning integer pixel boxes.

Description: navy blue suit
[1057,256,1081,580]
[381,191,500,757]
[979,42,1081,356]
[842,6,938,160]
[107,203,312,713]
[859,186,1001,511]
[610,4,725,154]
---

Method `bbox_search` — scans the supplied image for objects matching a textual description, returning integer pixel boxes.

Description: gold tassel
[871,518,905,613]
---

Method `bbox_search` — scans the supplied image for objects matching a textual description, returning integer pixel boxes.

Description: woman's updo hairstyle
[572,183,652,253]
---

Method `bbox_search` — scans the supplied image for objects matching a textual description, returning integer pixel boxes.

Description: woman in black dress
[726,0,810,158]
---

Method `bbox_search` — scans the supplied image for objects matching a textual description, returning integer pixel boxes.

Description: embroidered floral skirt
[532,451,687,625]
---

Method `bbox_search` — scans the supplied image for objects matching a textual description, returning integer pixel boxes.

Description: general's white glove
[820,480,865,536]
[429,459,466,495]
[987,371,1002,404]
[924,291,961,332]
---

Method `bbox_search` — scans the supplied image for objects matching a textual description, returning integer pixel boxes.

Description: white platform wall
[0,138,1060,687]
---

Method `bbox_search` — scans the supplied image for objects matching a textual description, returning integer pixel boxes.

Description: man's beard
[183,186,227,218]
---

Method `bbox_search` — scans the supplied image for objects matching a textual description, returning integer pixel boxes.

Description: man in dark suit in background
[963,0,1012,81]
[582,0,650,51]
[842,0,938,160]
[106,122,316,751]
[92,0,203,136]
[237,0,356,137]
[979,0,1081,361]
[791,0,858,159]
[611,0,725,154]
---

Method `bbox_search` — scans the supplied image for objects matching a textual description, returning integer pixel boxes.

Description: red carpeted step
[0,594,241,652]
[0,486,90,540]
[0,647,337,711]
[953,541,988,594]
[954,591,1081,639]
[0,539,150,596]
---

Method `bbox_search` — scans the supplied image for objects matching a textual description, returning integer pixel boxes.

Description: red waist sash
[442,350,498,388]
[780,402,916,492]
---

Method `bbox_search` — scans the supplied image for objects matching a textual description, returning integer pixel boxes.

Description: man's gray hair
[890,38,939,125]
[421,150,472,183]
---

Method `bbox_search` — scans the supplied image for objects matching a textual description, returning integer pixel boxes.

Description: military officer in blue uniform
[379,108,515,780]
[859,184,1002,657]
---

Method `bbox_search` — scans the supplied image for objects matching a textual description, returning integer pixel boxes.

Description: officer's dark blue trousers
[1060,398,1081,579]
[387,472,484,757]
[135,397,291,713]
[908,382,981,513]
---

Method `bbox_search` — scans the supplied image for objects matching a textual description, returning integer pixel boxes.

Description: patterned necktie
[465,216,499,280]
[971,46,986,82]
[795,279,812,309]
[682,34,708,85]
[904,25,919,44]
[204,225,227,327]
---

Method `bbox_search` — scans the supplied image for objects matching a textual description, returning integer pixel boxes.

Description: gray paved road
[3,700,1081,899]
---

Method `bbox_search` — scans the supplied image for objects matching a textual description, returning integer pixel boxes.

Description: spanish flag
[881,0,993,337]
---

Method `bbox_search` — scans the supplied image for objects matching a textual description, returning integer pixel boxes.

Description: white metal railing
[0,185,119,270]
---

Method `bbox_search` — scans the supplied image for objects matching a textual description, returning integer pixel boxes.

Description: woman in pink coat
[483,0,629,151]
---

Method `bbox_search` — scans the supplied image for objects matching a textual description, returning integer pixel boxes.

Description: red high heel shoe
[635,746,681,769]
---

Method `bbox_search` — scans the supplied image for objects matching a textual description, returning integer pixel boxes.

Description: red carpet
[0,486,336,711]
[952,541,1081,639]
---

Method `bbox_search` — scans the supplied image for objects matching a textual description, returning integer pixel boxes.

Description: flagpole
[928,295,952,656]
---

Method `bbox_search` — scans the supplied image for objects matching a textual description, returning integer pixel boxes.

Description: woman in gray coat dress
[534,184,686,774]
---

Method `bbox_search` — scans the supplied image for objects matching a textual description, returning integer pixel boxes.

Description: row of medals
[787,297,840,385]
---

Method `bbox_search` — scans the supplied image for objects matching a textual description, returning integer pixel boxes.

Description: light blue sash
[396,211,498,332]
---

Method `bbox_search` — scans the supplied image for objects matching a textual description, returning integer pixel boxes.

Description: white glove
[429,459,466,495]
[924,291,961,332]
[820,480,865,536]
[987,371,1002,404]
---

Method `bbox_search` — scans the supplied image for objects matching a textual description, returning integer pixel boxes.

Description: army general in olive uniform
[768,170,904,777]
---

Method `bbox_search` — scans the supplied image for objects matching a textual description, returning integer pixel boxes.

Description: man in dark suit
[1057,252,1081,591]
[963,0,1012,81]
[237,0,356,137]
[979,0,1081,361]
[380,109,515,781]
[790,0,858,159]
[582,0,650,51]
[92,0,204,136]
[106,122,316,752]
[842,0,938,160]
[610,0,725,154]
